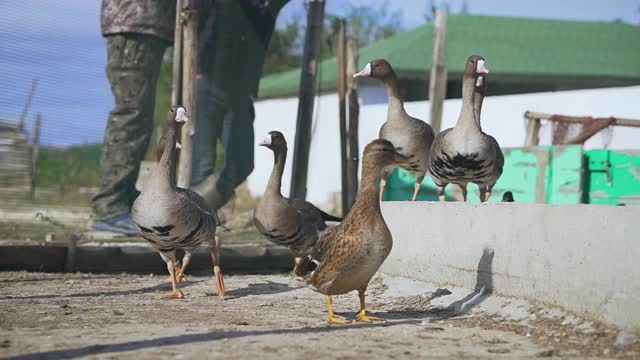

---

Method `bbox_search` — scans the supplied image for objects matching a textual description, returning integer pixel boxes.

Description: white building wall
[249,86,640,205]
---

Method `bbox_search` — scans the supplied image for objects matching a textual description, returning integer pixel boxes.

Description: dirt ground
[0,271,638,360]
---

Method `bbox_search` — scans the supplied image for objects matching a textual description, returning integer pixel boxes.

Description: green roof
[258,14,640,99]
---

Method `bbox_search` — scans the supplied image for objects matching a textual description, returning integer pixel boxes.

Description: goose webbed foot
[160,289,185,299]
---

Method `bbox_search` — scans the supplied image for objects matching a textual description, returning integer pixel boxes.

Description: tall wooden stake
[171,0,184,107]
[290,0,326,200]
[336,19,348,216]
[177,4,198,188]
[19,79,38,130]
[30,112,41,200]
[429,8,447,134]
[345,36,360,212]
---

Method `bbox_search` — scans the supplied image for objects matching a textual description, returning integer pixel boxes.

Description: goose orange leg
[437,185,446,202]
[411,175,425,201]
[161,260,185,299]
[356,288,384,322]
[326,295,351,324]
[174,252,192,282]
[211,241,225,300]
[458,184,468,202]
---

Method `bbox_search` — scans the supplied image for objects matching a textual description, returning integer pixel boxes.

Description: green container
[385,146,640,205]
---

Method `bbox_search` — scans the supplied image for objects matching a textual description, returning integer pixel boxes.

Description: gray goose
[295,139,410,324]
[132,106,225,299]
[253,131,342,271]
[428,55,504,202]
[354,59,434,201]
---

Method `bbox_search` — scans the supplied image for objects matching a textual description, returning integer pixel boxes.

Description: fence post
[30,112,41,200]
[336,19,348,216]
[429,8,447,134]
[345,36,360,213]
[177,4,198,188]
[290,0,326,200]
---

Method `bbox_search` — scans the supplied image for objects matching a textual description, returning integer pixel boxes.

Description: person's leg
[92,34,166,232]
[190,75,225,187]
[215,97,255,203]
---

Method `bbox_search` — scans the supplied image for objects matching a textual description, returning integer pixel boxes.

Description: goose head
[464,55,489,89]
[362,139,411,173]
[354,59,394,81]
[167,105,189,128]
[258,130,287,152]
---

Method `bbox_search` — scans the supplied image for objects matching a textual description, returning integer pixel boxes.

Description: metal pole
[290,0,326,200]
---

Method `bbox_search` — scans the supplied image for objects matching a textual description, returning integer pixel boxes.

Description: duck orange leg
[326,295,351,325]
[356,288,384,322]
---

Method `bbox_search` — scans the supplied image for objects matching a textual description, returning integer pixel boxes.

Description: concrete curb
[0,243,292,274]
[380,201,640,330]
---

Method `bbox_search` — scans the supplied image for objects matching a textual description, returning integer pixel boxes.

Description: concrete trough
[380,202,639,330]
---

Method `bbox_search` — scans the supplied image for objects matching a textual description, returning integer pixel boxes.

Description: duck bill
[353,62,371,78]
[214,265,225,300]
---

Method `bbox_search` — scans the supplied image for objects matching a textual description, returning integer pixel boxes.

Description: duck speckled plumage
[428,55,504,202]
[354,59,435,201]
[132,106,225,299]
[253,131,342,270]
[295,139,410,324]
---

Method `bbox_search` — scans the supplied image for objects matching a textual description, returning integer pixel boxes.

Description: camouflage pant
[92,34,166,220]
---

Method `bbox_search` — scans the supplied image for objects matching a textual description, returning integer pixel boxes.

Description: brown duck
[354,59,434,201]
[132,106,225,300]
[253,131,342,271]
[295,139,410,324]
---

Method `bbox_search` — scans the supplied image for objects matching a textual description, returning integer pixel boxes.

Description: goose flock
[132,55,504,324]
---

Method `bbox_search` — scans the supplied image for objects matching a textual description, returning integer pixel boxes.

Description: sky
[0,0,638,146]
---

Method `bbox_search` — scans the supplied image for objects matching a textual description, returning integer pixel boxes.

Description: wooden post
[171,0,184,107]
[30,112,41,200]
[177,4,198,188]
[336,19,348,216]
[19,79,38,130]
[345,36,360,212]
[524,118,541,146]
[429,8,447,134]
[290,0,326,200]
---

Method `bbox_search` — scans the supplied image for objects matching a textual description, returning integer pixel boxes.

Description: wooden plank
[524,117,541,146]
[345,36,360,212]
[336,19,348,216]
[428,8,448,134]
[30,112,41,199]
[177,4,198,188]
[525,111,640,128]
[290,0,326,200]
